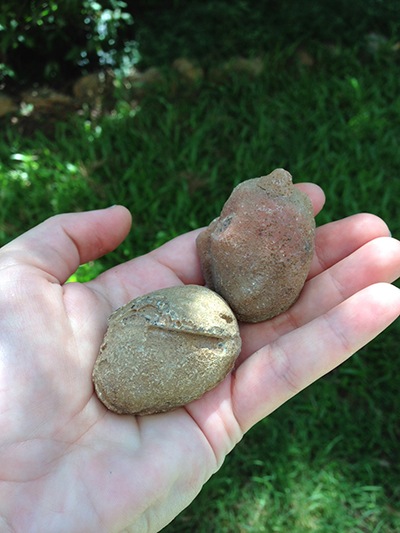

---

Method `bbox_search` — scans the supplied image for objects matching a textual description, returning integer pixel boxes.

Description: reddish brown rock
[196,169,315,322]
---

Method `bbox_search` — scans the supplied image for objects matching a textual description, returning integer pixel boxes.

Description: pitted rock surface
[92,285,241,415]
[196,168,315,322]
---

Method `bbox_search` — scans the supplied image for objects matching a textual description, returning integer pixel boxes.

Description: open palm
[1,185,400,533]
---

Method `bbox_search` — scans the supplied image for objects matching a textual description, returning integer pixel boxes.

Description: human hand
[1,187,399,533]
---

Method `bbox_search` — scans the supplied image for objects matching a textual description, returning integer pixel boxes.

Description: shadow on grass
[163,322,400,532]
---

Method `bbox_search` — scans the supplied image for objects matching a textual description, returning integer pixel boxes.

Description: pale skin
[0,183,400,533]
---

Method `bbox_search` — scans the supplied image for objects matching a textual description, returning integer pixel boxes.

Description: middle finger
[239,234,400,360]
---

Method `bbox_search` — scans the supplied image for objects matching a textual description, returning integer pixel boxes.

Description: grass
[168,332,400,532]
[134,0,400,67]
[1,2,400,530]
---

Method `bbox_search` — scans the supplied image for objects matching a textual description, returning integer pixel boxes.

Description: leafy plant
[0,0,138,88]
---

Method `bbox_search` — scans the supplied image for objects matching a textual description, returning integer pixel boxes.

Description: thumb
[0,206,132,284]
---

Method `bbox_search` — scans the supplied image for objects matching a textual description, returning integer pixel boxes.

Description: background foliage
[0,0,137,89]
[1,0,400,88]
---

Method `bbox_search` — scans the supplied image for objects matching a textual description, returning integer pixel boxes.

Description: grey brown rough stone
[93,285,241,415]
[196,168,315,322]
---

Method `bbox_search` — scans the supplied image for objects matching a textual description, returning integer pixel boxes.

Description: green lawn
[1,2,400,531]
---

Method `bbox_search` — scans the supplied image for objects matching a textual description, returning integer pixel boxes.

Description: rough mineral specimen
[92,285,241,415]
[196,168,315,322]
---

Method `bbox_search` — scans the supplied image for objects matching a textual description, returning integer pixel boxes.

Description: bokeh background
[1,1,400,531]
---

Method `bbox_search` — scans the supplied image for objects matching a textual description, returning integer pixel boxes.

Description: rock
[0,93,17,117]
[365,32,388,54]
[196,169,315,322]
[209,57,264,83]
[73,71,113,103]
[124,67,165,98]
[21,88,75,113]
[126,66,164,88]
[296,48,315,67]
[92,285,241,415]
[172,58,204,83]
[223,57,264,77]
